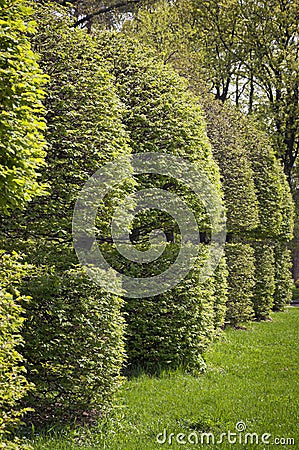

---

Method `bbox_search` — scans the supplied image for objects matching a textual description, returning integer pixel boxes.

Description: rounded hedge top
[95,32,224,234]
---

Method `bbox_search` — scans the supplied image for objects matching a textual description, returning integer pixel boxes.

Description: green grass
[25,308,299,449]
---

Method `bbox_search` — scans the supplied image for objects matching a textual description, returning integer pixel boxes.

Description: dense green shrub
[124,6,294,240]
[252,243,275,320]
[0,252,33,449]
[275,165,295,241]
[201,97,259,235]
[0,0,47,213]
[202,97,294,241]
[97,32,225,371]
[243,120,294,319]
[123,245,215,373]
[20,266,125,421]
[225,243,255,325]
[18,5,132,248]
[212,255,228,334]
[0,6,133,422]
[273,243,293,311]
[0,0,47,445]
[124,1,293,236]
[243,117,294,240]
[198,100,258,326]
[122,4,295,328]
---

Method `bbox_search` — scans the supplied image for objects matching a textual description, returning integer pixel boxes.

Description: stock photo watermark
[72,152,226,298]
[156,421,295,446]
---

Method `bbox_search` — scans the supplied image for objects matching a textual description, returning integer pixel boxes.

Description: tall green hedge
[22,5,132,248]
[122,4,295,327]
[243,117,294,241]
[202,100,294,324]
[275,165,294,242]
[273,243,293,311]
[0,252,33,449]
[0,0,47,213]
[0,6,133,422]
[97,32,225,371]
[201,96,259,235]
[244,119,294,319]
[212,255,228,334]
[252,243,275,320]
[124,246,215,373]
[20,266,125,421]
[225,243,255,325]
[0,0,47,445]
[197,100,257,325]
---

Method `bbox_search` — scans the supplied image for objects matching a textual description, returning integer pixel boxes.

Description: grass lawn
[26,308,299,449]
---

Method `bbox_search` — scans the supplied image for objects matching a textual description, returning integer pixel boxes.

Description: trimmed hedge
[122,8,295,329]
[97,32,225,371]
[0,0,47,442]
[201,97,259,235]
[0,252,33,449]
[0,6,133,422]
[273,243,293,311]
[252,243,275,320]
[212,255,228,334]
[0,0,47,213]
[23,5,132,247]
[242,115,294,241]
[20,266,125,422]
[123,245,215,373]
[225,243,255,325]
[202,101,294,324]
[275,164,294,241]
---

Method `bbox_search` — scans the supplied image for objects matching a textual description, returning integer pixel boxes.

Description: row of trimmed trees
[0,0,294,446]
[202,96,294,325]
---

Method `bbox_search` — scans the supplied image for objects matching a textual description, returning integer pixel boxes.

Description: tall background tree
[125,0,299,182]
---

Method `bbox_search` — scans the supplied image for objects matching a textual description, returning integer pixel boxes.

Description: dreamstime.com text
[156,422,295,446]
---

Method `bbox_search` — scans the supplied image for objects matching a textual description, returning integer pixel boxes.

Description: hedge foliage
[201,96,259,234]
[0,6,133,422]
[0,0,47,212]
[20,266,125,421]
[202,97,294,241]
[212,255,228,334]
[225,243,255,325]
[273,243,293,311]
[252,243,275,320]
[121,0,295,329]
[124,246,215,373]
[201,99,294,323]
[21,5,132,248]
[125,4,294,240]
[96,32,225,371]
[0,252,33,448]
[0,0,47,445]
[0,1,295,434]
[243,117,294,241]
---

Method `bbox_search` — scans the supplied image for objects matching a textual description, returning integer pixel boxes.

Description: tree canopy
[126,0,299,182]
